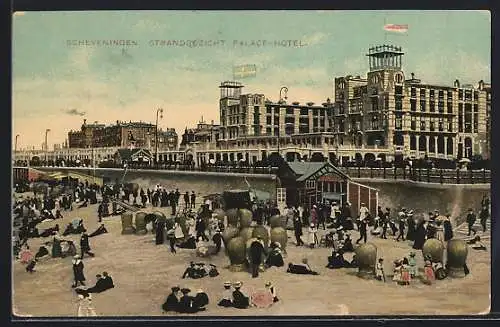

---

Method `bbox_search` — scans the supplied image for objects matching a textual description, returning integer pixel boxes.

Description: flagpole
[384,17,387,43]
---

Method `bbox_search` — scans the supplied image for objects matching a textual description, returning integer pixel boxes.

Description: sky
[12,10,491,150]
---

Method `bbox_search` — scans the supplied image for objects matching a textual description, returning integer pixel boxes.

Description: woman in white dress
[174,222,185,240]
[77,292,97,317]
[307,223,318,248]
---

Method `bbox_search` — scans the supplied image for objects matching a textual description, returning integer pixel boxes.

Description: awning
[322,192,345,201]
[46,172,67,180]
[67,172,104,186]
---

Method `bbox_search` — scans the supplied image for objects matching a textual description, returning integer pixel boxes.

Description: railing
[14,164,491,184]
[18,164,279,175]
[339,167,491,184]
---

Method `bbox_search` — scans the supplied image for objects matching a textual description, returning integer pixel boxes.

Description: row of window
[265,107,330,116]
[410,88,479,101]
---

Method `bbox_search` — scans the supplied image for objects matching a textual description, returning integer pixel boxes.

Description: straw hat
[233,281,242,288]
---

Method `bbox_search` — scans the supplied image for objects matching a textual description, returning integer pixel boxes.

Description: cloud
[410,50,490,85]
[302,32,329,46]
[64,108,86,116]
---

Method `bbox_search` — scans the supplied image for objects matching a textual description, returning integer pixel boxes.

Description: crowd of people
[14,175,491,315]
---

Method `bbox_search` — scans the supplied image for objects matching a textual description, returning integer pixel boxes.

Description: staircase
[112,200,142,213]
[454,219,491,240]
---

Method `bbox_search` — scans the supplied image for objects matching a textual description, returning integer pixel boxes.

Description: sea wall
[34,167,277,199]
[354,178,490,225]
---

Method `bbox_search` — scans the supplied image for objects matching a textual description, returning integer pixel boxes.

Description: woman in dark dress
[412,220,427,250]
[443,216,454,241]
[162,287,180,313]
[155,220,165,245]
[406,216,416,241]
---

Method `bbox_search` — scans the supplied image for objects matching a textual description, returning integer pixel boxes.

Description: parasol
[251,289,273,308]
[20,250,34,264]
[435,215,448,222]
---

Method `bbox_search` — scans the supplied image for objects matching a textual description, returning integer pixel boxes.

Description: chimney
[83,119,87,125]
[211,120,214,125]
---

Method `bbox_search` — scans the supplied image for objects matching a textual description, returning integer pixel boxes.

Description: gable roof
[287,162,350,182]
[116,148,152,160]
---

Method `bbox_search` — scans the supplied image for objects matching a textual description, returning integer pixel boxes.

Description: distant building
[68,119,178,150]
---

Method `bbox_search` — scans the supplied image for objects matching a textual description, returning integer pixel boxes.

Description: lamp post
[277,86,289,157]
[155,108,164,167]
[15,134,19,153]
[44,129,50,164]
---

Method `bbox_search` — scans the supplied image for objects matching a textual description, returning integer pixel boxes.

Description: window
[447,91,452,100]
[266,107,272,114]
[395,86,403,95]
[474,91,478,101]
[438,90,444,98]
[410,99,417,111]
[459,89,464,100]
[430,90,435,98]
[266,127,271,135]
[300,108,308,115]
[395,73,403,84]
[420,120,426,131]
[447,102,453,114]
[429,101,435,112]
[420,100,426,112]
[286,108,294,115]
[371,118,379,130]
[371,98,378,111]
[438,101,444,113]
[465,90,472,101]
[464,103,472,133]
[430,121,435,131]
[474,113,479,133]
[395,99,403,111]
[411,88,416,97]
[474,104,478,113]
[420,89,426,98]
[448,118,453,132]
[266,116,272,125]
[305,180,316,189]
[384,96,389,109]
[411,118,416,130]
[438,120,444,131]
[285,117,294,124]
[274,115,279,125]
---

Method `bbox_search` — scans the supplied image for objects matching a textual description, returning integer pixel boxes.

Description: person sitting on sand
[61,241,77,258]
[341,234,354,252]
[231,281,250,309]
[177,236,197,249]
[193,288,209,311]
[162,286,180,313]
[349,254,359,268]
[326,249,349,269]
[466,235,487,251]
[34,246,49,259]
[287,258,319,275]
[218,282,233,307]
[89,224,108,238]
[265,242,284,268]
[182,262,206,279]
[177,288,199,314]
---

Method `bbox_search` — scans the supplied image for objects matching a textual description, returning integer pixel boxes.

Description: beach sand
[12,198,490,317]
